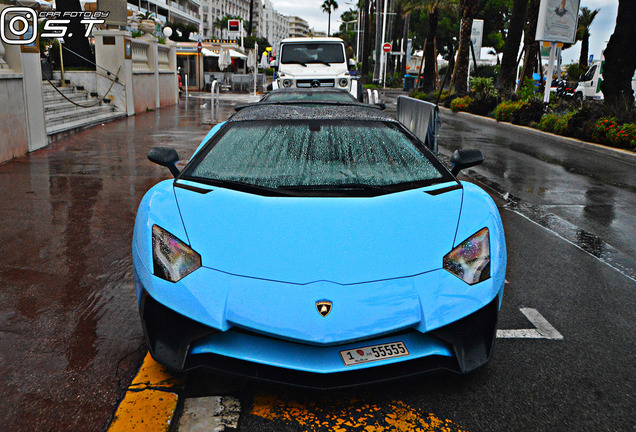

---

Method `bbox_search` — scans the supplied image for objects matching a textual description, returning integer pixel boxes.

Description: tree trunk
[453,0,479,97]
[57,0,95,68]
[421,9,438,92]
[578,31,589,68]
[373,0,383,81]
[361,0,372,80]
[518,0,540,91]
[401,13,410,75]
[498,0,528,95]
[600,0,636,121]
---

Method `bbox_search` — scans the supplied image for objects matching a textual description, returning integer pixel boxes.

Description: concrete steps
[42,80,125,142]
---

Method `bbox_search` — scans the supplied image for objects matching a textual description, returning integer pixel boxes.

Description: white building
[127,0,200,28]
[288,16,309,38]
[261,0,289,47]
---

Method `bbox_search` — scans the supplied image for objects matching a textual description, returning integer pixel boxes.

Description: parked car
[133,103,507,388]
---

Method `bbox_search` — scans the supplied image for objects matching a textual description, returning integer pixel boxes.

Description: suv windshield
[281,43,345,65]
[182,120,449,195]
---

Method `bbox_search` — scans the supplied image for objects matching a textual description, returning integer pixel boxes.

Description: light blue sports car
[132,102,506,388]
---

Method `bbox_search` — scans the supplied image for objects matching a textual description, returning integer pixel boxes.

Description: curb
[107,353,183,432]
[439,106,636,165]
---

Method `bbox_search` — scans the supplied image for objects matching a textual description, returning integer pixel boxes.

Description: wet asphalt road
[0,92,634,431]
[0,98,236,432]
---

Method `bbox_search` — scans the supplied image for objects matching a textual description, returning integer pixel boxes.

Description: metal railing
[397,95,440,153]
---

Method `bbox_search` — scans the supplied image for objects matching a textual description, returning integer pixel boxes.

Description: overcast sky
[272,0,618,66]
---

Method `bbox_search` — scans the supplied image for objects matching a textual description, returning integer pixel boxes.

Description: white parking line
[497,308,563,340]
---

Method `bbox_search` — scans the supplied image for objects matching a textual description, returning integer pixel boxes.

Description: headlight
[338,78,349,88]
[443,228,490,285]
[282,79,293,88]
[152,225,201,282]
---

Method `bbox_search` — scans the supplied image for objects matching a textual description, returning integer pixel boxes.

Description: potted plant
[137,11,156,34]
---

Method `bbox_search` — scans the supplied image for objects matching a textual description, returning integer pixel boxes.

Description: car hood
[175,182,462,285]
[279,63,349,78]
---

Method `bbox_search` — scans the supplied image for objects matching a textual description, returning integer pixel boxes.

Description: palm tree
[322,0,340,37]
[497,0,528,94]
[600,0,636,121]
[577,7,600,68]
[452,0,479,96]
[402,0,458,92]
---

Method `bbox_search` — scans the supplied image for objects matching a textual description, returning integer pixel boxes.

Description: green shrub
[451,96,473,113]
[511,99,545,126]
[469,77,497,99]
[591,118,636,149]
[494,100,523,122]
[538,113,559,132]
[554,112,575,135]
[565,63,584,81]
[517,77,539,101]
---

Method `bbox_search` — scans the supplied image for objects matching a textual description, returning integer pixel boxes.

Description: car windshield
[182,120,448,195]
[281,43,345,64]
[264,92,357,103]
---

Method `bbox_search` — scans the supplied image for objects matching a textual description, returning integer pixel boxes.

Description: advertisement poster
[535,0,581,43]
[471,19,484,60]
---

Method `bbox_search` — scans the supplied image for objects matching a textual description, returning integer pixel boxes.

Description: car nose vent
[296,79,336,88]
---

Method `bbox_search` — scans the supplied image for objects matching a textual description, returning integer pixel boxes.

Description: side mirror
[374,103,386,110]
[348,58,356,68]
[450,149,484,176]
[148,147,180,178]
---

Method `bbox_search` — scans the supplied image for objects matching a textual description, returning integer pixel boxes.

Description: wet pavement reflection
[437,113,636,279]
[0,97,240,432]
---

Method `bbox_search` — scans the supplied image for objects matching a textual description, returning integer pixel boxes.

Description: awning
[201,48,219,57]
[228,49,247,59]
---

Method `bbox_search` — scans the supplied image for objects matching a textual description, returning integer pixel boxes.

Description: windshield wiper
[284,60,307,67]
[307,60,332,66]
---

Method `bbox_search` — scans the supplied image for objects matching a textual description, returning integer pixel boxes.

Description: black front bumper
[139,290,499,389]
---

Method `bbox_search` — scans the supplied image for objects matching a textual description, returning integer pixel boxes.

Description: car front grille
[296,79,335,88]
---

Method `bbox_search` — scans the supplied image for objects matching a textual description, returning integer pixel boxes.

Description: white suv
[271,37,362,101]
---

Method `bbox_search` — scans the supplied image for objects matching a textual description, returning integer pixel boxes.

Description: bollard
[373,89,380,104]
[210,80,220,121]
[366,89,372,104]
[185,74,188,99]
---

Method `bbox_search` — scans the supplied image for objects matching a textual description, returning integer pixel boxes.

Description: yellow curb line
[107,353,183,432]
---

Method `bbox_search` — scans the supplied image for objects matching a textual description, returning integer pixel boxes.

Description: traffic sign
[382,43,391,53]
[197,41,202,53]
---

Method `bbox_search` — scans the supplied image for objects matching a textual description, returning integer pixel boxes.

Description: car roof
[280,37,344,43]
[229,103,396,124]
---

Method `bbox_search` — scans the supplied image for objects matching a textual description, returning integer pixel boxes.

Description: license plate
[340,342,409,366]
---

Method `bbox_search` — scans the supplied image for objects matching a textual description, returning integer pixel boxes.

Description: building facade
[127,0,200,27]
[261,0,289,47]
[288,16,309,38]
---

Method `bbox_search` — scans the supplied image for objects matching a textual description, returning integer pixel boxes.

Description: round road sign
[197,41,202,53]
[382,43,391,53]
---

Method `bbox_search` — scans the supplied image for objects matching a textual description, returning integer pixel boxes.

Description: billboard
[471,19,484,61]
[535,0,580,43]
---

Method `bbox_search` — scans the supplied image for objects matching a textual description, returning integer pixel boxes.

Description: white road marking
[497,308,563,340]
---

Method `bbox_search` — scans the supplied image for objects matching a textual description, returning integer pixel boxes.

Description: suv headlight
[282,78,293,88]
[443,228,490,285]
[152,225,201,282]
[338,78,349,88]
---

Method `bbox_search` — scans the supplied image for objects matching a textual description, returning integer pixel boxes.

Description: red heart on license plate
[356,350,364,356]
